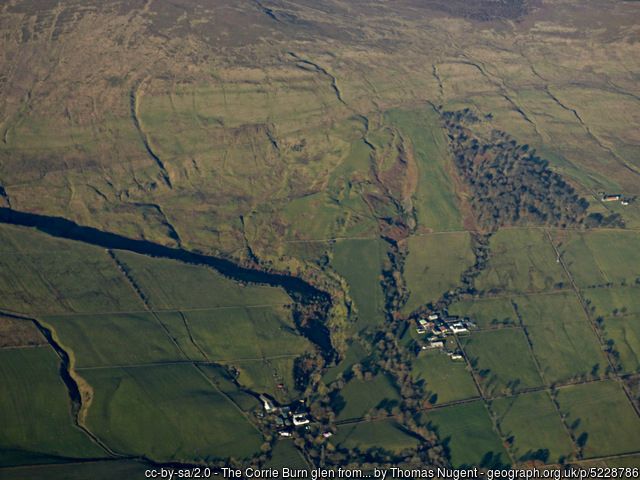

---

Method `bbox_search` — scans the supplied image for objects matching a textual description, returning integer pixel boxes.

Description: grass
[334,374,401,421]
[234,356,301,403]
[331,239,385,330]
[0,460,149,480]
[323,340,369,384]
[266,441,308,469]
[461,329,544,396]
[421,401,508,468]
[44,312,186,368]
[602,314,640,374]
[384,107,463,231]
[476,229,568,294]
[84,363,263,462]
[513,294,608,383]
[0,225,141,314]
[555,230,640,288]
[447,297,518,329]
[179,305,311,361]
[412,350,479,404]
[0,347,106,466]
[583,287,640,318]
[333,419,420,454]
[556,381,640,458]
[113,250,291,310]
[492,391,575,463]
[402,232,475,314]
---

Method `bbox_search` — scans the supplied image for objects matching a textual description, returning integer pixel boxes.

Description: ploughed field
[1,0,640,476]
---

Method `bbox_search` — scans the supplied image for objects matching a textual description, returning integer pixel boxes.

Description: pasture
[0,347,105,466]
[384,108,463,232]
[602,314,640,374]
[0,225,140,314]
[492,391,574,463]
[461,329,544,396]
[333,420,420,454]
[179,305,311,361]
[513,294,607,383]
[44,312,186,368]
[447,297,518,329]
[556,381,640,458]
[412,350,479,404]
[331,239,386,331]
[476,229,567,294]
[402,232,475,314]
[84,364,263,462]
[583,287,640,318]
[554,230,640,288]
[421,401,508,468]
[334,374,401,421]
[113,250,291,310]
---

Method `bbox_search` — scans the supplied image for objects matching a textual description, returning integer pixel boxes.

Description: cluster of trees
[441,109,624,230]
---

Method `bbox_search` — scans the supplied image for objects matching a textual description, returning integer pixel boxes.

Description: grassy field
[421,401,508,468]
[583,287,640,318]
[554,231,640,288]
[113,250,291,310]
[333,420,420,454]
[0,347,106,466]
[402,232,475,314]
[384,108,463,232]
[178,305,311,361]
[233,356,301,403]
[0,225,140,315]
[461,329,544,396]
[492,391,575,463]
[44,312,186,368]
[331,239,385,330]
[412,350,479,404]
[266,441,308,469]
[476,229,567,294]
[84,363,263,462]
[0,460,149,480]
[334,374,401,421]
[556,381,640,458]
[513,294,607,383]
[447,297,518,329]
[602,314,640,374]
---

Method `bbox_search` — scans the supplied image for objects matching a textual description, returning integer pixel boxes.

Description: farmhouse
[602,194,622,202]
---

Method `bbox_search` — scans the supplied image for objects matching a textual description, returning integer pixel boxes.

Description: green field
[555,230,640,288]
[44,312,186,368]
[0,225,140,315]
[513,294,607,383]
[0,460,149,480]
[448,297,518,329]
[266,441,309,469]
[0,347,106,466]
[461,329,544,396]
[334,374,401,421]
[331,239,385,330]
[583,287,640,318]
[385,107,463,231]
[413,350,479,404]
[333,419,420,454]
[476,229,567,294]
[602,314,640,374]
[113,250,291,310]
[84,364,263,462]
[402,233,475,314]
[557,381,640,458]
[178,305,311,361]
[422,401,508,468]
[492,391,574,463]
[233,356,302,402]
